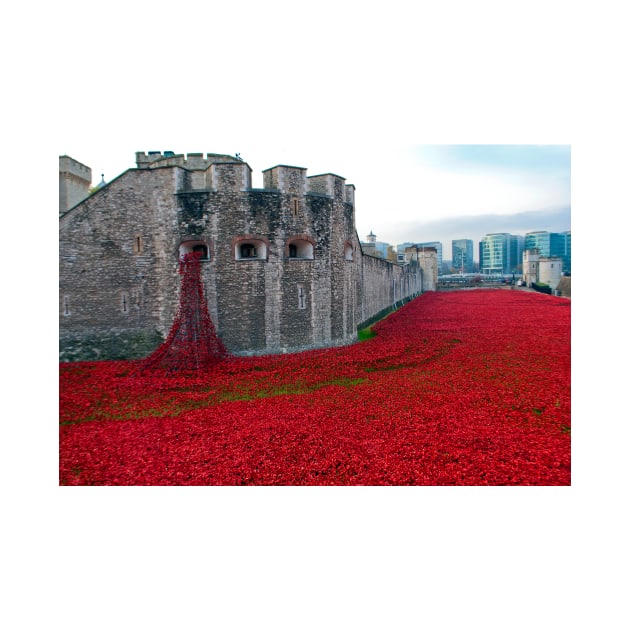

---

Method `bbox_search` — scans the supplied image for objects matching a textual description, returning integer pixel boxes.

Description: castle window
[193,244,208,258]
[287,238,314,260]
[241,244,257,258]
[63,296,70,316]
[234,238,268,261]
[291,197,300,217]
[133,235,143,254]
[121,292,129,314]
[344,242,354,261]
[297,284,306,309]
[179,240,210,261]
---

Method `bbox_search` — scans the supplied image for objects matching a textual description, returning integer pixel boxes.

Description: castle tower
[417,247,438,291]
[59,155,92,214]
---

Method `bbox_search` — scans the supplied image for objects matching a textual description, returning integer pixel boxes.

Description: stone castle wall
[60,168,183,360]
[59,154,421,361]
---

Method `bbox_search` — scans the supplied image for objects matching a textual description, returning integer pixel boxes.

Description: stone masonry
[59,152,423,361]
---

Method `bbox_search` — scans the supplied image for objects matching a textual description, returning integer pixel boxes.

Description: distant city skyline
[356,145,570,262]
[362,224,570,265]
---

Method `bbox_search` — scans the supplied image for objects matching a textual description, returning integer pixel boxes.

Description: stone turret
[417,247,438,291]
[59,155,92,214]
[523,248,563,291]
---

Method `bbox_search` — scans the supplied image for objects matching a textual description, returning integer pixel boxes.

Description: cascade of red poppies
[138,251,228,371]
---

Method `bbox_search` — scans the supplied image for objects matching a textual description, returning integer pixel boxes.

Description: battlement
[135,151,242,170]
[135,152,354,203]
[307,173,353,203]
[262,165,308,196]
[59,155,92,183]
[262,166,354,204]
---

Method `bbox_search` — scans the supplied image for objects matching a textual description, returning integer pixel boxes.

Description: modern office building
[452,239,474,273]
[479,233,523,274]
[509,234,524,273]
[524,231,571,274]
[562,231,571,274]
[480,233,509,274]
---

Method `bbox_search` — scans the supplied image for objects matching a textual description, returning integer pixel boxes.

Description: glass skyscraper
[509,234,524,273]
[480,233,509,274]
[524,231,571,274]
[452,239,474,273]
[479,233,522,274]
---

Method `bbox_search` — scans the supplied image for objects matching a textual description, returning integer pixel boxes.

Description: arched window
[179,240,210,261]
[287,238,314,260]
[235,238,268,260]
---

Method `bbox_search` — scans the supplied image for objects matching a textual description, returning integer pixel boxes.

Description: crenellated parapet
[307,173,347,202]
[208,161,253,192]
[135,151,243,170]
[260,167,355,205]
[59,155,92,181]
[134,152,354,204]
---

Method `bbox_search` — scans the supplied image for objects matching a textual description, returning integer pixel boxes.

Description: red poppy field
[59,289,570,485]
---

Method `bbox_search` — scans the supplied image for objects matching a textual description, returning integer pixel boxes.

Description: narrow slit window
[297,284,306,309]
[292,198,299,217]
[63,296,70,316]
[134,235,142,254]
